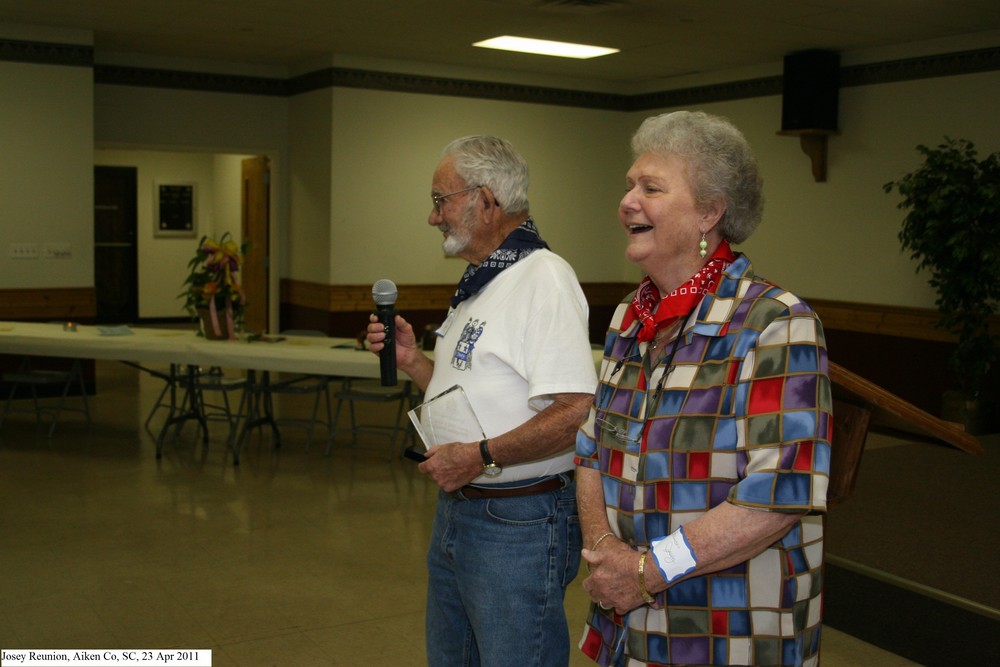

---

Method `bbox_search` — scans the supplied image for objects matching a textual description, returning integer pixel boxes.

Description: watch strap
[479,439,495,466]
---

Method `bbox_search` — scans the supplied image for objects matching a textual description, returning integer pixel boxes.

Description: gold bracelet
[590,531,615,552]
[637,551,656,604]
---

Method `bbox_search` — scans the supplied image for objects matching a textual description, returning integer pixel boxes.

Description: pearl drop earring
[698,232,708,258]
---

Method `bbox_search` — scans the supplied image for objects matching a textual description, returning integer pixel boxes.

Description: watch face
[483,463,502,477]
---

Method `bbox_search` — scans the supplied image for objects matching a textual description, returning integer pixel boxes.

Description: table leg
[155,363,209,458]
[232,369,281,465]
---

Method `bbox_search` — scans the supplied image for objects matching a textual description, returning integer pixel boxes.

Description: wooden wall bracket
[777,129,840,183]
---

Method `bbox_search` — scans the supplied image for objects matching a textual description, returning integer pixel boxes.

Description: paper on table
[407,384,486,451]
[97,325,133,336]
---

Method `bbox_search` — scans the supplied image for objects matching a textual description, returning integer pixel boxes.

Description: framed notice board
[154,181,197,237]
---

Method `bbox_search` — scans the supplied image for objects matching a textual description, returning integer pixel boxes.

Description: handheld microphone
[372,279,398,386]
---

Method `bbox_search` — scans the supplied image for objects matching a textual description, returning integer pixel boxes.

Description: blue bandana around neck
[450,217,549,308]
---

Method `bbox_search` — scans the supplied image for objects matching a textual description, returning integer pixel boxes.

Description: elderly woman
[576,111,832,667]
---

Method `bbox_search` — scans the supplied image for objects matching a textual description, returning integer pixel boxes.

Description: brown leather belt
[449,471,573,500]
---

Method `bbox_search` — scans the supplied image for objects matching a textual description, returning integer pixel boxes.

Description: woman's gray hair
[442,135,530,215]
[631,111,763,243]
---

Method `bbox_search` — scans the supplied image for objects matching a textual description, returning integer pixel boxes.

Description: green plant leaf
[884,137,1000,399]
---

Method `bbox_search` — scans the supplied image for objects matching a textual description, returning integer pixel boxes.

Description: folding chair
[328,378,415,459]
[233,330,332,463]
[324,322,438,460]
[144,365,247,446]
[0,356,91,437]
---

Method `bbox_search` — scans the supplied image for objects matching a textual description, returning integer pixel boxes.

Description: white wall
[328,87,628,285]
[287,89,333,284]
[94,85,287,155]
[0,60,93,289]
[5,32,1000,319]
[212,154,250,242]
[318,67,1000,304]
[653,69,1000,310]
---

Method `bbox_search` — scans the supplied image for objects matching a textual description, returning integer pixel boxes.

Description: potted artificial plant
[883,137,1000,431]
[180,232,247,340]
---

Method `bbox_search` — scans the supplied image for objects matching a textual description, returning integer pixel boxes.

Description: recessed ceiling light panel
[473,35,619,59]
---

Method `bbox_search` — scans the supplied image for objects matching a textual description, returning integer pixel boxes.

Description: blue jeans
[425,474,581,667]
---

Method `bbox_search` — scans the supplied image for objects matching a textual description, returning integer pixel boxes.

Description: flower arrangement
[179,232,247,339]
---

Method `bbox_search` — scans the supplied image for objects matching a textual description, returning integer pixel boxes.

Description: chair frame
[234,369,332,460]
[328,377,416,459]
[142,364,248,453]
[0,356,91,437]
[0,355,91,438]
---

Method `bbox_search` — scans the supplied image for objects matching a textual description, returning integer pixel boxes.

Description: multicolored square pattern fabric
[577,255,832,666]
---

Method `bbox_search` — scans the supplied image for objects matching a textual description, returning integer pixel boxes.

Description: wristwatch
[479,439,502,477]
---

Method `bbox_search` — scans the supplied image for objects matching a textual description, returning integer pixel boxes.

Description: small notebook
[407,384,486,450]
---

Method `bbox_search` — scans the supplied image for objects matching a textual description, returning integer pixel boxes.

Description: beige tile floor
[0,360,920,666]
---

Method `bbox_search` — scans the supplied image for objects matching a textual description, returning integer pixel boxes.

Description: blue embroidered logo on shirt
[452,318,485,371]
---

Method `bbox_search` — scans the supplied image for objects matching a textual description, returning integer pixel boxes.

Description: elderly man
[367,135,597,667]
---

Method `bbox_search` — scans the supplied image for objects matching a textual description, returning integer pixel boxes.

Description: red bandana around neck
[626,240,737,343]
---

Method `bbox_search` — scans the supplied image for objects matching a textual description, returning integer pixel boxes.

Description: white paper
[407,384,485,450]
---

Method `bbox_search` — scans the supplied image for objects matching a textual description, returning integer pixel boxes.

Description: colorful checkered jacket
[576,253,833,667]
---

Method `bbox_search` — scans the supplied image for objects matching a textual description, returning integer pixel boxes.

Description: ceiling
[3,0,1000,89]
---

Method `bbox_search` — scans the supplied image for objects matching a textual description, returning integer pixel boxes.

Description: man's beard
[441,201,479,256]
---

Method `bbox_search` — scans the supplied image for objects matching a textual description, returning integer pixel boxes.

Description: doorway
[94,166,138,323]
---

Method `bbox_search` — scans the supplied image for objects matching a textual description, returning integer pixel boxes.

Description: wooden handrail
[830,361,982,455]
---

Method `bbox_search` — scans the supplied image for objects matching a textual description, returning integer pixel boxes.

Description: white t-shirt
[424,249,598,482]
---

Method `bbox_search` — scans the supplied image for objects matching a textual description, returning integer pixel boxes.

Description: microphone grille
[372,279,398,305]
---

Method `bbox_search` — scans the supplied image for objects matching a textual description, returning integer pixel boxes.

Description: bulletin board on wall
[154,181,197,237]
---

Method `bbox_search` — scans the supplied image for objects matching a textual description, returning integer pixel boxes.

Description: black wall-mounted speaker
[781,49,840,132]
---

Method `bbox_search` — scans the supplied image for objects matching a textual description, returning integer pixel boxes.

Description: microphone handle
[376,304,397,386]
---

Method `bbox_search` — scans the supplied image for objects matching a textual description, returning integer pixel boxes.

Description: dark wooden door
[94,166,138,323]
[241,156,270,334]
